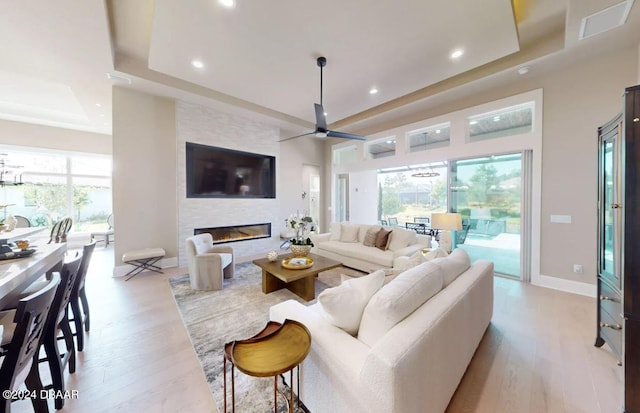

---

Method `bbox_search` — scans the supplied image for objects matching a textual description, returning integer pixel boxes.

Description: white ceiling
[1,0,639,138]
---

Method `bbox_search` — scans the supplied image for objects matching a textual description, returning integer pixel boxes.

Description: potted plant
[286,213,315,257]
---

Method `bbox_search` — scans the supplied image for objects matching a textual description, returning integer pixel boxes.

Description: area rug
[169,262,364,413]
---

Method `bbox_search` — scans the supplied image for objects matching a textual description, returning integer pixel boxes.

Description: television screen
[186,142,275,198]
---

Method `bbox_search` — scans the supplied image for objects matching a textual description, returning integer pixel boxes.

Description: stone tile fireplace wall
[176,101,282,266]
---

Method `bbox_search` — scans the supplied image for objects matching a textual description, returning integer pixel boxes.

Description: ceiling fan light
[315,131,328,138]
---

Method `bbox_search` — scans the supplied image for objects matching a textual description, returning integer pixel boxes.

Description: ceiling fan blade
[278,131,315,142]
[326,130,367,141]
[314,103,327,130]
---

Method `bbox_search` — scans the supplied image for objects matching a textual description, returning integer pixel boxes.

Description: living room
[1,0,640,412]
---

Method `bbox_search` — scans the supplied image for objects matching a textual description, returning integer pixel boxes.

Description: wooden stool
[223,319,311,413]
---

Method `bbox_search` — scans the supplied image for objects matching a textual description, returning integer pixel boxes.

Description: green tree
[468,164,499,207]
[382,174,404,216]
[429,178,446,208]
[23,183,92,222]
[377,182,383,221]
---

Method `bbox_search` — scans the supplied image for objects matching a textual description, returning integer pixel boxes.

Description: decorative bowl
[15,240,30,250]
[290,245,312,257]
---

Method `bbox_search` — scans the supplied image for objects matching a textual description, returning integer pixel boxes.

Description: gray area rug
[169,262,363,413]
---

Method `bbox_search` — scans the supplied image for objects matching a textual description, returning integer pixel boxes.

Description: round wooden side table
[223,319,311,413]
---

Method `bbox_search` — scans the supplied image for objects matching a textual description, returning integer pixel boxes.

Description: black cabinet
[596,85,640,413]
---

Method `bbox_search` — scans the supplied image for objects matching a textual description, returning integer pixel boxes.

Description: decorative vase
[266,250,278,262]
[290,244,312,257]
[3,215,16,232]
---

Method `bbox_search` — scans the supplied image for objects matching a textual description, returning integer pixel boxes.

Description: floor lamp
[431,213,462,253]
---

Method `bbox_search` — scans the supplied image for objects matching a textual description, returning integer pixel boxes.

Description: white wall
[112,87,178,273]
[175,101,326,264]
[348,170,379,224]
[324,45,639,295]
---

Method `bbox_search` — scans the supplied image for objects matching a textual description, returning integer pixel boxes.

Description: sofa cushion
[375,228,392,250]
[329,222,342,241]
[387,227,417,252]
[431,248,471,287]
[317,241,394,267]
[358,261,444,346]
[362,226,380,247]
[318,270,385,335]
[340,223,360,243]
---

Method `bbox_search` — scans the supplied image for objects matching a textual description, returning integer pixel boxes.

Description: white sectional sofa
[309,222,431,272]
[270,249,494,413]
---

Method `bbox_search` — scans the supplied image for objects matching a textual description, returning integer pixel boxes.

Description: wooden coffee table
[253,253,342,301]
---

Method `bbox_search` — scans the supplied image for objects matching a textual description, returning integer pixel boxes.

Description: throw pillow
[340,223,360,243]
[358,262,444,346]
[387,227,417,251]
[375,228,392,250]
[362,226,380,247]
[431,248,471,287]
[318,269,385,335]
[329,222,342,241]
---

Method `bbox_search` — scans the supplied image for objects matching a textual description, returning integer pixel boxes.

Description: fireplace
[195,223,271,244]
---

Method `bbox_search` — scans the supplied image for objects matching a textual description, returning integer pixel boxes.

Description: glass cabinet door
[599,128,621,289]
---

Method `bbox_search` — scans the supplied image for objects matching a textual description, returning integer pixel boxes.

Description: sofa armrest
[270,300,369,380]
[309,232,331,244]
[416,234,431,245]
[391,243,425,259]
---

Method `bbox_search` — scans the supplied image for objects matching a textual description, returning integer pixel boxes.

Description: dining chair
[69,241,96,351]
[0,273,60,413]
[39,255,81,410]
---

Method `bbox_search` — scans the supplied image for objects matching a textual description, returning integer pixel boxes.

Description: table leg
[289,369,294,413]
[231,365,235,413]
[262,270,286,294]
[223,357,227,413]
[274,376,278,413]
[286,276,315,301]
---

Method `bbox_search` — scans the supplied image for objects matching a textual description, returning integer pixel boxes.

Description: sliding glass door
[450,153,524,277]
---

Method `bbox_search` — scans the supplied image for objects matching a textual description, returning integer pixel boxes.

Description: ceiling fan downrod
[317,56,326,106]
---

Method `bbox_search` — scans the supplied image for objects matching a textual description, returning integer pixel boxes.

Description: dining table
[0,243,66,310]
[0,226,46,245]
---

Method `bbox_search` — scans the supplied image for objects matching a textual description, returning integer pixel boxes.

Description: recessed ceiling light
[95,103,102,107]
[191,59,204,69]
[450,49,464,59]
[517,66,530,75]
[435,129,441,134]
[323,112,328,116]
[369,87,379,95]
[219,0,235,8]
[493,116,501,122]
[469,120,478,125]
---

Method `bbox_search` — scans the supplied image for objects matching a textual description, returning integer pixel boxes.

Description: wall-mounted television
[186,142,275,198]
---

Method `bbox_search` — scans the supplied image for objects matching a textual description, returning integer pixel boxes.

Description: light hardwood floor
[13,248,623,413]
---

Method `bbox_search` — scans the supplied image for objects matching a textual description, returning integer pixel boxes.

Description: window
[467,102,534,142]
[333,145,358,165]
[0,148,112,232]
[366,137,396,159]
[376,162,448,226]
[407,123,450,152]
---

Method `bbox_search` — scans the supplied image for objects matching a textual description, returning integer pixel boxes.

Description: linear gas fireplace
[195,223,271,245]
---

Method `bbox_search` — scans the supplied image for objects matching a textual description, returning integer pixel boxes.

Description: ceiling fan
[280,57,367,142]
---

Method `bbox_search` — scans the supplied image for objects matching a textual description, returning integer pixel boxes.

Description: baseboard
[534,274,597,297]
[113,256,178,277]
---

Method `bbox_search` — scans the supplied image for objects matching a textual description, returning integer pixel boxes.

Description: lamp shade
[430,213,462,231]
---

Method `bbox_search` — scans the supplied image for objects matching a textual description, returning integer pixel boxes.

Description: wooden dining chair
[0,273,60,413]
[69,241,96,351]
[39,255,81,410]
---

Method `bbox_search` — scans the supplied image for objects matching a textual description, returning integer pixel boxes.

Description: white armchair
[185,233,235,290]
